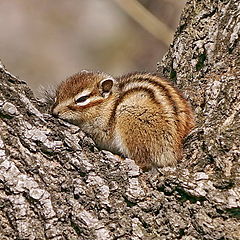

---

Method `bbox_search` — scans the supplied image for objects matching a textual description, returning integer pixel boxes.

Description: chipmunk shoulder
[52,70,194,170]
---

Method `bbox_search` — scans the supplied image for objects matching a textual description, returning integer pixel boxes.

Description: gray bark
[0,0,239,239]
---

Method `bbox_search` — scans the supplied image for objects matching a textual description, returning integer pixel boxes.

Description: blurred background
[0,0,186,93]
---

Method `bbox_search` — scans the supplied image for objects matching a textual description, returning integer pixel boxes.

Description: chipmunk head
[52,71,116,125]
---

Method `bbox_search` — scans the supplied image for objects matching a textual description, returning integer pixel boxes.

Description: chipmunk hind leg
[115,111,181,170]
[113,113,152,170]
[153,129,183,168]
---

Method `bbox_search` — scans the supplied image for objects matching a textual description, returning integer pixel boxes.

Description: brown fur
[52,71,194,170]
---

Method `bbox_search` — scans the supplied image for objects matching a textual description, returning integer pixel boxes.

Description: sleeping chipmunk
[52,71,194,170]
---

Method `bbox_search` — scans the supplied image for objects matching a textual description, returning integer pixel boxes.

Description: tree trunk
[0,0,239,239]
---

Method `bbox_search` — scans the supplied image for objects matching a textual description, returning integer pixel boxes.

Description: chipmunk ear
[99,78,115,97]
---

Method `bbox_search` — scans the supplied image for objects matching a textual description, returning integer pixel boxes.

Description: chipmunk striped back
[114,72,194,138]
[52,71,194,170]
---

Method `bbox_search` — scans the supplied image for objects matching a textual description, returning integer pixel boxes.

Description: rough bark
[0,0,239,239]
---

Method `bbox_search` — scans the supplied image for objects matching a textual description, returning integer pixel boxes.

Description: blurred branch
[160,0,186,4]
[160,0,187,8]
[114,0,174,45]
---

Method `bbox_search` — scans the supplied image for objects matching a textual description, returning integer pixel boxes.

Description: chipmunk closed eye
[52,71,194,171]
[75,95,90,105]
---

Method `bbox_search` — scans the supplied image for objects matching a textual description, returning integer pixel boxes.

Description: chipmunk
[52,71,194,170]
